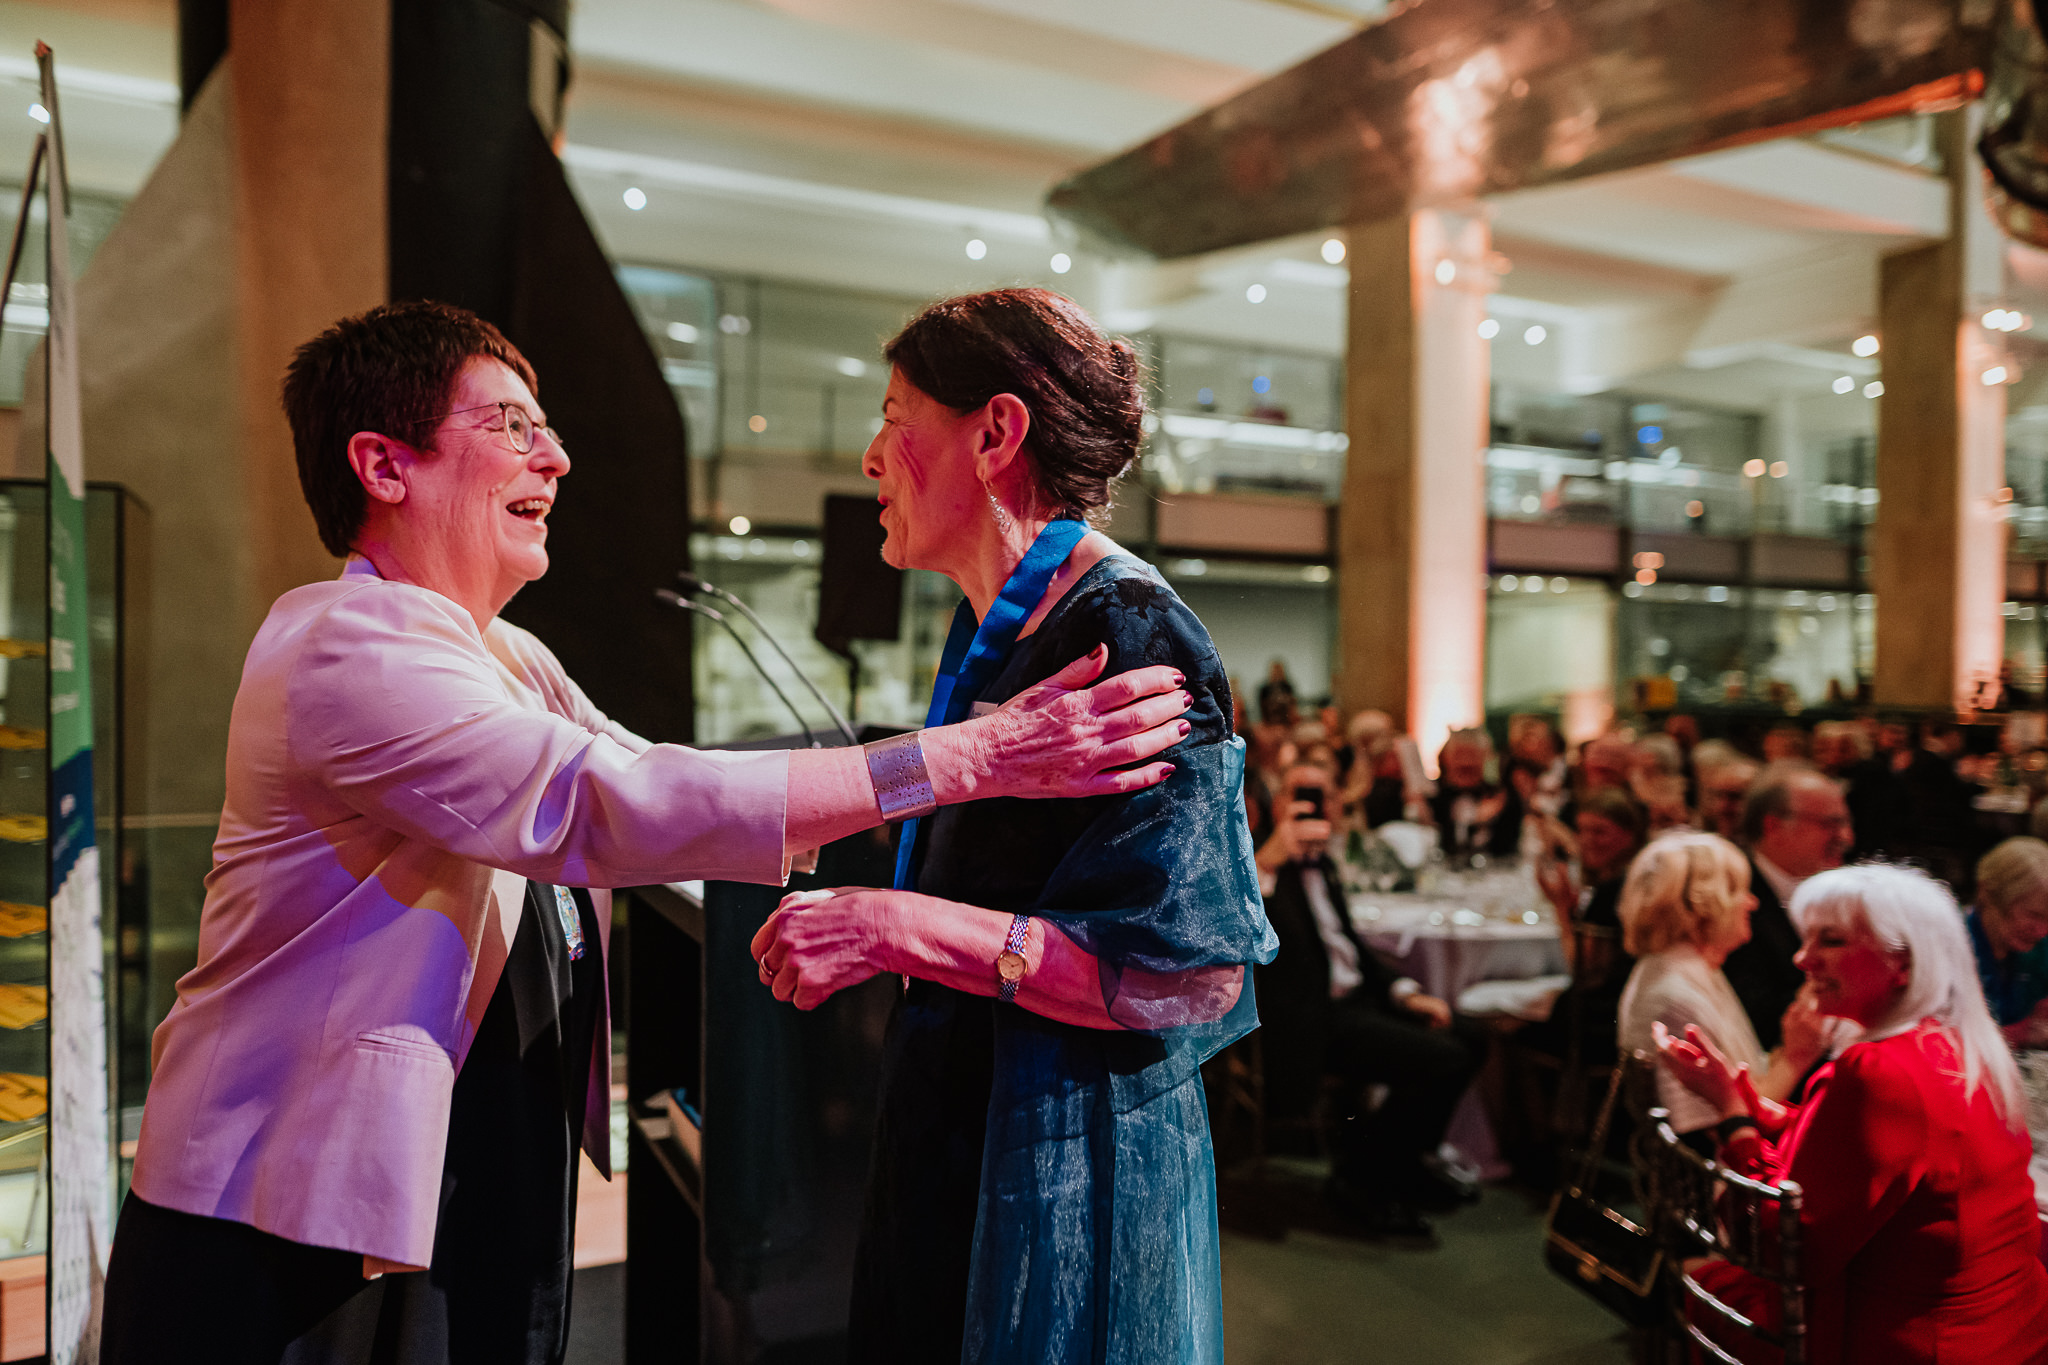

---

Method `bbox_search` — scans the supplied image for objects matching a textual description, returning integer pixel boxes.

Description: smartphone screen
[1291,784,1325,820]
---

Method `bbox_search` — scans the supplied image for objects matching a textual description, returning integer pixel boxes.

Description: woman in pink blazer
[98,301,1192,1365]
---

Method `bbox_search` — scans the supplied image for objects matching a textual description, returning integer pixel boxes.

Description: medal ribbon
[892,518,1088,891]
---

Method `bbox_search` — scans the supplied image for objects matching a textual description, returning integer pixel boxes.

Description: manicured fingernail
[1177,719,1192,736]
[1171,672,1186,685]
[1180,691,1192,706]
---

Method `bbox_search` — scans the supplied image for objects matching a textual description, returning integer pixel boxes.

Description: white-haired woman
[1657,864,2048,1364]
[1616,833,1826,1137]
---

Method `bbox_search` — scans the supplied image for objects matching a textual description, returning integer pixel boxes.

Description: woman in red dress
[1657,863,2048,1364]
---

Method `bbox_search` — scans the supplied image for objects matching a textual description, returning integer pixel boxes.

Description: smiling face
[1987,888,2048,958]
[402,357,567,611]
[1577,810,1640,880]
[1794,915,1909,1026]
[862,367,987,575]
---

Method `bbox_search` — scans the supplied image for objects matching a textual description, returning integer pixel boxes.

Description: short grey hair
[1739,760,1829,845]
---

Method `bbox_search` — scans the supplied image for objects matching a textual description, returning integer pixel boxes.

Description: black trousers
[101,883,600,1365]
[1323,1000,1486,1188]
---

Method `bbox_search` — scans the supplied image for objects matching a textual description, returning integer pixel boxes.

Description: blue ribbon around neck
[892,518,1089,891]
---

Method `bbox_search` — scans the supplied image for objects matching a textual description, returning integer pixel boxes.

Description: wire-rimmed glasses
[406,400,562,454]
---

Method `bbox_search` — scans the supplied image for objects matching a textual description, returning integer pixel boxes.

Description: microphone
[677,571,860,745]
[654,588,820,749]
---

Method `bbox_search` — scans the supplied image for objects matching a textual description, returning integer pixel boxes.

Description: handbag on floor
[1541,1064,1662,1326]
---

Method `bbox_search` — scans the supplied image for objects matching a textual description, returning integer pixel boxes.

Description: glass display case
[0,479,140,1284]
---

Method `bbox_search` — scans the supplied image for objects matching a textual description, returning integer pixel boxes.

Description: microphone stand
[678,571,860,745]
[654,589,820,749]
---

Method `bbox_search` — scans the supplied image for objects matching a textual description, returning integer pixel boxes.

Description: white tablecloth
[1347,881,1568,1180]
[1350,893,1567,1001]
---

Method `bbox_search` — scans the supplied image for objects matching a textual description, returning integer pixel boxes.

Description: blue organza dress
[848,555,1277,1365]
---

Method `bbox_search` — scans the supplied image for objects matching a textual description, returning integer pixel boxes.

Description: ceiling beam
[1048,0,1991,259]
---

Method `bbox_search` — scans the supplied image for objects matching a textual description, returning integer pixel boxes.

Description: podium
[622,731,903,1364]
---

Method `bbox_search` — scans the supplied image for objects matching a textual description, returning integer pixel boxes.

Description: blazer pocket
[354,1029,451,1065]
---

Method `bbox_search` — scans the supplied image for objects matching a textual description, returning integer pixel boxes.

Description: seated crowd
[1238,667,2048,1362]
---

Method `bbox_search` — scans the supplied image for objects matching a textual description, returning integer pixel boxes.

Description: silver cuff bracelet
[865,730,937,822]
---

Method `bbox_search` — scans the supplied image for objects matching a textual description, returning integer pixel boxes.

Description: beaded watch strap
[865,730,937,822]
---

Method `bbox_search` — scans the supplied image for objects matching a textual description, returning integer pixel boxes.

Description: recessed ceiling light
[965,238,987,260]
[1050,252,1072,274]
[622,186,647,210]
[1523,324,1546,345]
[1321,238,1346,264]
[1853,334,1879,357]
[1246,283,1267,303]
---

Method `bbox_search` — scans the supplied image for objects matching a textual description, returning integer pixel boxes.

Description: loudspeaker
[815,494,903,656]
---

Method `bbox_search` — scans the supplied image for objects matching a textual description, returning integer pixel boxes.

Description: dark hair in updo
[882,288,1145,524]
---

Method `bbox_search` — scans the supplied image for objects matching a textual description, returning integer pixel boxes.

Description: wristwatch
[996,914,1030,1003]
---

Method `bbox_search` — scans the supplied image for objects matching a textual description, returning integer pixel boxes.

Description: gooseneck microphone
[654,588,820,749]
[676,570,860,745]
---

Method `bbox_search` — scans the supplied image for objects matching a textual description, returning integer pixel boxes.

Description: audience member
[1630,734,1693,835]
[1761,722,1809,763]
[1252,761,1485,1239]
[1693,743,1762,843]
[1429,728,1521,860]
[1577,733,1635,800]
[1527,788,1649,1064]
[1725,761,1852,1049]
[1656,865,2048,1364]
[1257,660,1299,729]
[1970,837,2048,1045]
[1615,833,1827,1136]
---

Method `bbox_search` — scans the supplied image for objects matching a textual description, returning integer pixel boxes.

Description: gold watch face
[996,950,1026,984]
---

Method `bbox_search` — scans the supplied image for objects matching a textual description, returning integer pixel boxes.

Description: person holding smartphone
[1251,759,1488,1239]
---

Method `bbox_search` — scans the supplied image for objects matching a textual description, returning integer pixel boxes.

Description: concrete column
[1338,208,1493,767]
[1872,110,2007,712]
[231,0,384,618]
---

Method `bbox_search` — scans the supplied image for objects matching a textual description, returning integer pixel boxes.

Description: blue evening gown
[847,555,1277,1365]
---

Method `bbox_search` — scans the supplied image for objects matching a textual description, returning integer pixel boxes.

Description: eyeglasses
[405,401,562,455]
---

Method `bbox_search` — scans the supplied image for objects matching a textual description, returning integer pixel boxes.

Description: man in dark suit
[1726,761,1852,1049]
[1253,761,1487,1240]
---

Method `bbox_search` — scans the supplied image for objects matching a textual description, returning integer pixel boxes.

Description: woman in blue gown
[752,288,1276,1364]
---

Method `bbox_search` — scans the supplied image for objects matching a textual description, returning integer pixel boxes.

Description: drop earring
[985,483,1014,534]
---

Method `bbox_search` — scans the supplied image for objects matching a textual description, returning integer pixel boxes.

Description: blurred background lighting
[1831,375,1854,393]
[1477,318,1500,339]
[622,186,647,210]
[835,356,866,377]
[1321,238,1346,264]
[1195,387,1214,406]
[1686,500,1704,517]
[1864,380,1884,398]
[27,104,47,125]
[965,238,987,260]
[665,321,698,343]
[728,516,751,535]
[1770,461,1789,478]
[1434,259,1456,285]
[1852,334,1880,356]
[1245,283,1267,303]
[1251,375,1271,394]
[1523,324,1546,345]
[1984,366,2009,385]
[1049,252,1071,274]
[1635,568,1656,585]
[1744,458,1766,477]
[1637,425,1663,444]
[748,414,767,433]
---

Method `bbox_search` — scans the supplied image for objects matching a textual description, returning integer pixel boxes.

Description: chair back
[1637,1107,1806,1365]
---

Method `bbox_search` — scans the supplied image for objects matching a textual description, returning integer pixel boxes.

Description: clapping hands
[1652,1021,1757,1123]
